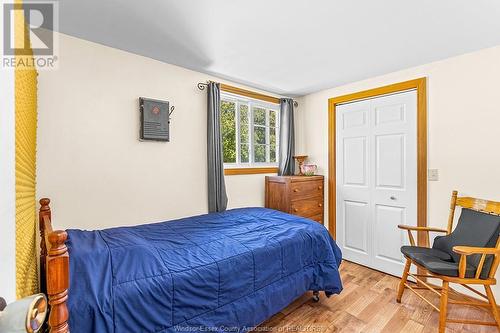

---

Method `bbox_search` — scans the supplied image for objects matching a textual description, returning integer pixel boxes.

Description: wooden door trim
[328,77,427,247]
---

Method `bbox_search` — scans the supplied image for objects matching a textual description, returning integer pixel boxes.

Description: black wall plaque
[139,97,170,141]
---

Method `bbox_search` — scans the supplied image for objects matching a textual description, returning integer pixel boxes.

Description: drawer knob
[293,208,298,212]
[318,203,323,207]
[318,186,323,190]
[294,188,299,192]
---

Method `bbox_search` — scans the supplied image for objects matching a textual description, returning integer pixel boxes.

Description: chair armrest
[398,225,448,247]
[453,246,500,279]
[453,246,500,255]
[397,225,448,233]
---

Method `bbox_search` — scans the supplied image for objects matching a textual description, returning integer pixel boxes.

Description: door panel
[375,134,405,189]
[343,137,367,186]
[375,103,406,125]
[336,90,417,276]
[344,200,368,252]
[342,109,367,129]
[343,200,370,265]
[374,204,406,275]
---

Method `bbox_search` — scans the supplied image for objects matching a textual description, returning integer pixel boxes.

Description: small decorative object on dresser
[300,164,317,176]
[265,175,324,224]
[293,155,308,175]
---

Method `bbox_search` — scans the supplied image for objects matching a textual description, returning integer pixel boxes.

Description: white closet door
[336,90,417,277]
[335,100,372,267]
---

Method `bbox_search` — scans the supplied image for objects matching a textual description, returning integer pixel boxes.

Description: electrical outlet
[428,169,439,181]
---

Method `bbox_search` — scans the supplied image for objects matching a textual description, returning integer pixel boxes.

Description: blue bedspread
[66,208,342,333]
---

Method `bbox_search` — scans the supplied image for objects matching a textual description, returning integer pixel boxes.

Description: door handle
[390,196,397,200]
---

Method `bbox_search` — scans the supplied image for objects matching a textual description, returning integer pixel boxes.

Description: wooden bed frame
[39,198,69,333]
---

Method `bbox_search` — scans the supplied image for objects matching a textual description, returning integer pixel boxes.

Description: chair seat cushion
[401,246,452,261]
[401,246,476,278]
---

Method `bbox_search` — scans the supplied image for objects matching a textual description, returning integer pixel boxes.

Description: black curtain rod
[196,82,298,107]
[197,82,209,90]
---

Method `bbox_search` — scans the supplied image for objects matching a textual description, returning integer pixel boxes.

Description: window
[221,92,279,170]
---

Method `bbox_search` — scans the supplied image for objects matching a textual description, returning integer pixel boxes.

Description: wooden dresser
[265,175,324,224]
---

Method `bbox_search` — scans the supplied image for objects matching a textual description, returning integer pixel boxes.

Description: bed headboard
[39,198,70,333]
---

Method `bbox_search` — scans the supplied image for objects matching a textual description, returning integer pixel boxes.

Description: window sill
[224,167,279,176]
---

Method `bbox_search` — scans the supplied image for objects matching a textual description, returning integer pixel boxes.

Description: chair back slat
[456,197,500,216]
[475,254,487,279]
[447,191,458,234]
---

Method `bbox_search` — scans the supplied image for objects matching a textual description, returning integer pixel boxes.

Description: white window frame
[221,92,280,169]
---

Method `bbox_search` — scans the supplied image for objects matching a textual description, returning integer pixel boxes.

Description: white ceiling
[57,0,500,96]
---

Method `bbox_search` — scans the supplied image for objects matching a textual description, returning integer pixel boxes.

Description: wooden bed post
[39,198,50,295]
[39,198,70,333]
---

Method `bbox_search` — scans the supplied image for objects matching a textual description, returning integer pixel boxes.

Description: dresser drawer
[291,180,323,199]
[291,197,323,217]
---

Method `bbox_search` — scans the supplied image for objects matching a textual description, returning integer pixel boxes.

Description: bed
[39,198,343,333]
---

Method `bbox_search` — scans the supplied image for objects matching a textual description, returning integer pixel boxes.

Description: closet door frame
[328,78,427,248]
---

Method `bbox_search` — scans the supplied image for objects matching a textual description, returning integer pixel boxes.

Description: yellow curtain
[15,0,39,298]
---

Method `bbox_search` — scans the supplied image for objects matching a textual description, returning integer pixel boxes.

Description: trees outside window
[221,94,279,168]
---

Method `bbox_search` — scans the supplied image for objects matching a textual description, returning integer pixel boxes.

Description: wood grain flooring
[259,261,498,333]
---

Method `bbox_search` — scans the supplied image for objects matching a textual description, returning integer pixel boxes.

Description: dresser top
[266,175,324,183]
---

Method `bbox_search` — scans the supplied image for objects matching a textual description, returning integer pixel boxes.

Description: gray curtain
[207,82,228,212]
[278,98,295,176]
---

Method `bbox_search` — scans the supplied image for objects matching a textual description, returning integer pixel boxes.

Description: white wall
[37,33,286,230]
[300,45,500,296]
[0,59,16,302]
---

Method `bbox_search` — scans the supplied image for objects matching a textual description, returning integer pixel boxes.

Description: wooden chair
[396,190,500,332]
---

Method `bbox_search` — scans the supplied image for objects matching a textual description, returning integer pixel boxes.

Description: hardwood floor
[260,261,498,333]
